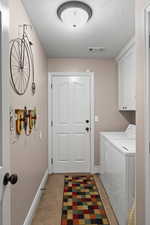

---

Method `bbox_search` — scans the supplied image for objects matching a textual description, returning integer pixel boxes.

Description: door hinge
[51,120,53,127]
[51,158,53,165]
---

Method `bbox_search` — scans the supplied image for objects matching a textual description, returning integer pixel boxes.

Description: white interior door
[0,1,11,225]
[52,75,91,173]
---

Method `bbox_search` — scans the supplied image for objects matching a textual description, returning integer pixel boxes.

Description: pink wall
[48,58,135,165]
[9,1,48,225]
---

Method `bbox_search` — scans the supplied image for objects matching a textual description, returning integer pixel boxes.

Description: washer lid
[111,139,136,156]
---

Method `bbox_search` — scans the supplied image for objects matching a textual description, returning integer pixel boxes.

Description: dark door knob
[3,173,18,186]
[85,120,89,123]
[85,127,89,132]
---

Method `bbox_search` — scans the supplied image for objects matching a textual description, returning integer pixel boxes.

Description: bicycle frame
[20,24,35,94]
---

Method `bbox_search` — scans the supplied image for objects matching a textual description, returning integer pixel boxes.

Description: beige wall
[8,1,139,224]
[9,1,48,225]
[48,58,135,165]
[135,0,149,224]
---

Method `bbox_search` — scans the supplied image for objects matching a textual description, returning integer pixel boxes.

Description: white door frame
[145,4,150,225]
[48,72,95,174]
[0,0,10,225]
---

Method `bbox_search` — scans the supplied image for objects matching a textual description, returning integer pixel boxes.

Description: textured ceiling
[22,0,135,58]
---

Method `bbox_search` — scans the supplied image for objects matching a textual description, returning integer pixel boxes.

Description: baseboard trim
[94,166,100,174]
[23,169,49,225]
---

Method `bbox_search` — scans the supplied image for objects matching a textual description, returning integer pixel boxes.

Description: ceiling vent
[88,47,105,52]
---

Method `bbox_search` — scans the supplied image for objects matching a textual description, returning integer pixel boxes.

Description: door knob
[85,127,89,132]
[3,173,18,186]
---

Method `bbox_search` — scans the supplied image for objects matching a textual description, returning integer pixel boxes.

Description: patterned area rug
[61,175,110,225]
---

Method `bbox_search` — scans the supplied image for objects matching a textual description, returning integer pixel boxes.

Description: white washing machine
[99,124,136,225]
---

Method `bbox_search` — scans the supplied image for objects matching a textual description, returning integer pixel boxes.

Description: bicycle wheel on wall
[10,38,31,95]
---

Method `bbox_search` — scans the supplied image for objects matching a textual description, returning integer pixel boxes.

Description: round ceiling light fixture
[57,1,92,29]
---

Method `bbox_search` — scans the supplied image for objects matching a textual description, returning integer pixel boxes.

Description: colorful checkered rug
[61,175,110,225]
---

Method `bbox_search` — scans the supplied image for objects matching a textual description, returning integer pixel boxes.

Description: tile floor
[31,174,118,225]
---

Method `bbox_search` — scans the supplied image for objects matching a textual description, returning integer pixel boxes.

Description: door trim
[0,0,10,225]
[48,72,95,174]
[145,4,150,225]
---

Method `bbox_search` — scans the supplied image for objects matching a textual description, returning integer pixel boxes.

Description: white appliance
[100,124,136,225]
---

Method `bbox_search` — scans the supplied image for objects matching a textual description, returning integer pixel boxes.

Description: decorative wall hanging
[9,106,17,144]
[15,106,37,136]
[9,24,36,95]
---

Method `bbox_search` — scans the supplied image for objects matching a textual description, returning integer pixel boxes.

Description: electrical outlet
[95,115,99,122]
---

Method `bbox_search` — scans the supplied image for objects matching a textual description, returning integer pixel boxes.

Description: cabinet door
[118,47,136,111]
[125,48,136,110]
[119,57,127,109]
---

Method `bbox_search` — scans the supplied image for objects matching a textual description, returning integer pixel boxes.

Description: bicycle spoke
[11,67,20,74]
[14,77,20,91]
[11,54,19,63]
[22,72,28,81]
[17,41,21,59]
[22,71,29,89]
[11,64,20,68]
[18,78,22,93]
[11,71,20,79]
[23,70,30,80]
[13,76,19,87]
[10,37,32,95]
[23,75,27,90]
[11,59,19,68]
[21,76,25,90]
[11,68,19,74]
[24,57,28,69]
[14,44,20,61]
[23,68,30,76]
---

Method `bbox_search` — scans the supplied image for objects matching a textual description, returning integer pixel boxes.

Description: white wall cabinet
[118,45,136,111]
